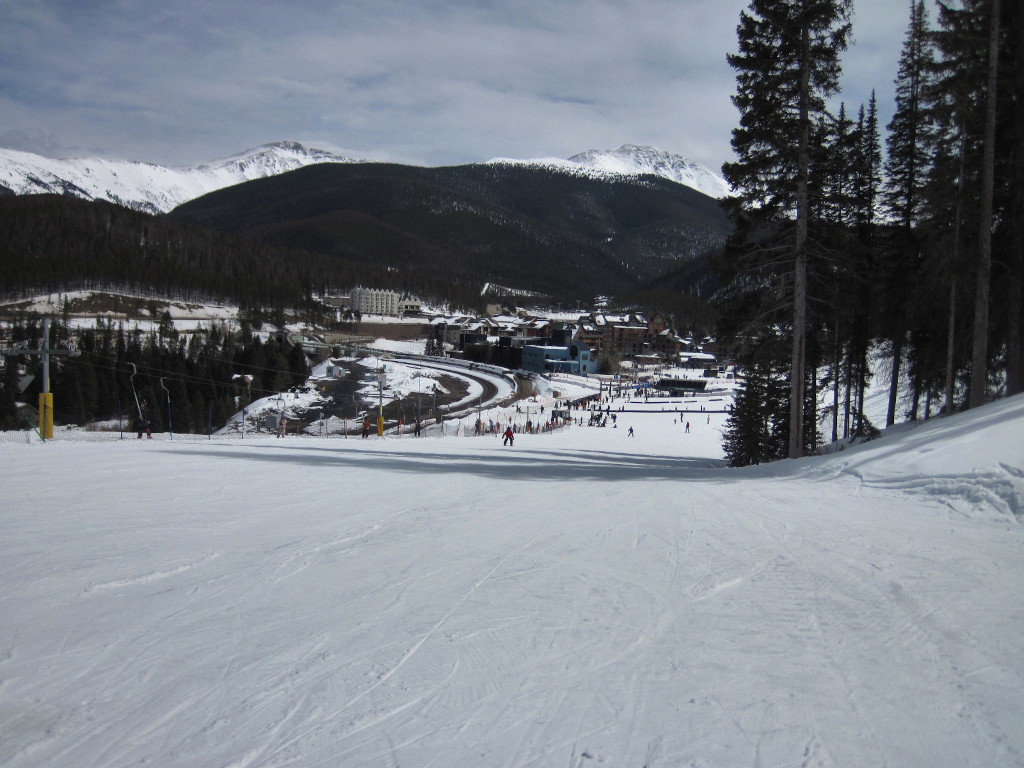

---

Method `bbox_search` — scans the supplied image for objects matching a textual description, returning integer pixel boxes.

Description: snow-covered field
[3,393,1024,767]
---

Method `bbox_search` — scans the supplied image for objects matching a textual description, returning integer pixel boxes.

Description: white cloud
[0,0,908,172]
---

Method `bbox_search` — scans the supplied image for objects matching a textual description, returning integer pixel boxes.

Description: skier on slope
[136,400,152,439]
[503,426,514,446]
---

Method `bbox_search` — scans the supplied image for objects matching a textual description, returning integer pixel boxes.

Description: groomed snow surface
[3,394,1024,767]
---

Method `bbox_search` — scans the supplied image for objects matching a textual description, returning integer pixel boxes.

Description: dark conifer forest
[719,0,1022,466]
[0,315,309,432]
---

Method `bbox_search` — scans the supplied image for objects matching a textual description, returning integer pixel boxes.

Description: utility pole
[433,384,441,437]
[160,377,173,440]
[377,368,386,436]
[0,317,79,439]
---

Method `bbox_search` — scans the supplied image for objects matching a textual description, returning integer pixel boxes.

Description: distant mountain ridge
[0,141,730,214]
[1,158,731,321]
[568,145,731,199]
[0,141,361,215]
[166,159,731,304]
[486,144,730,200]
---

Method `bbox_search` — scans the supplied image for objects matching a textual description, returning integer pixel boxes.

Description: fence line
[0,418,574,444]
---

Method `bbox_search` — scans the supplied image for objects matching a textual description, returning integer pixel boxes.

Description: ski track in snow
[2,397,1024,767]
[83,552,221,593]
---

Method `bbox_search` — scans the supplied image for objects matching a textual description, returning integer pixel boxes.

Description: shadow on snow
[159,442,733,483]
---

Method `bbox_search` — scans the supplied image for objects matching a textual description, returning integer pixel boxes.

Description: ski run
[3,391,1024,767]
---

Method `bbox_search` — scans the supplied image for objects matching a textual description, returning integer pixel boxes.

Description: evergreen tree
[1006,0,1024,395]
[881,2,936,425]
[857,94,883,233]
[849,98,882,434]
[287,343,310,386]
[917,0,1014,411]
[969,0,1001,409]
[723,0,852,458]
[885,1,936,231]
[723,351,790,467]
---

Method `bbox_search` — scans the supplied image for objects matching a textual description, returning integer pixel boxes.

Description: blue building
[522,342,598,375]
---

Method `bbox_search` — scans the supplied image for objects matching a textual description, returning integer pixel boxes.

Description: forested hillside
[170,161,730,302]
[1,159,730,311]
[0,195,384,309]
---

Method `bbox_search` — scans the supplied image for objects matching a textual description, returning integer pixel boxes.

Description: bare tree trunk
[789,22,811,459]
[790,252,808,457]
[856,351,867,434]
[887,334,902,427]
[911,370,921,421]
[1007,1,1024,396]
[945,120,970,415]
[945,280,957,414]
[969,0,1000,408]
[843,351,852,439]
[832,327,840,444]
[809,346,818,454]
[1010,245,1023,396]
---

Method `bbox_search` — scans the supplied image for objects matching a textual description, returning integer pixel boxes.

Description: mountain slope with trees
[169,161,731,304]
[0,194,383,310]
[718,0,1022,467]
[1,159,731,312]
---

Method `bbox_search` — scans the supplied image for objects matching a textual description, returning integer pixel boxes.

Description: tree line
[0,173,727,314]
[0,195,394,311]
[1,315,310,433]
[719,0,1021,466]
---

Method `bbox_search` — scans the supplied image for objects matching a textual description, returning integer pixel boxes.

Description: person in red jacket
[503,426,514,446]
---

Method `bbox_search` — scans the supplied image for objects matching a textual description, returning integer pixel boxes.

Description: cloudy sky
[0,0,909,173]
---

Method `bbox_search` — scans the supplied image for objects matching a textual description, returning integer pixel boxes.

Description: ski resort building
[521,342,598,376]
[349,287,400,317]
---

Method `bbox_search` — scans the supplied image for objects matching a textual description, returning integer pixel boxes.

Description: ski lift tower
[0,317,79,439]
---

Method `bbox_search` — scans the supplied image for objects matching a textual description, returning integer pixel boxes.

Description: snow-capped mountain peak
[194,141,355,176]
[0,141,360,214]
[567,145,731,199]
[486,144,730,199]
[0,140,731,213]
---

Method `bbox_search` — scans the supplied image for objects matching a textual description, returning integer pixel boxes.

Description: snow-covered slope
[3,389,1023,767]
[569,144,731,198]
[489,144,732,199]
[0,141,360,214]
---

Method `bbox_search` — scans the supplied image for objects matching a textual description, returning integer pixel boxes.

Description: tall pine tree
[723,0,852,459]
[883,0,936,423]
[918,0,1014,411]
[969,0,1001,408]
